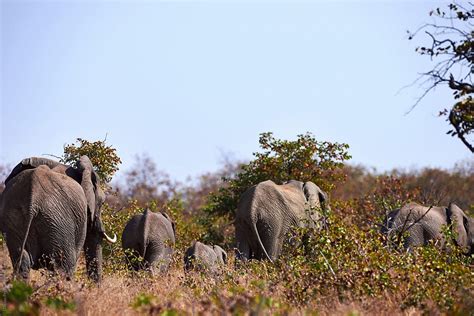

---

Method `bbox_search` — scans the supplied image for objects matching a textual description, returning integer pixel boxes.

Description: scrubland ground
[1,136,473,315]
[2,231,473,316]
[0,246,427,316]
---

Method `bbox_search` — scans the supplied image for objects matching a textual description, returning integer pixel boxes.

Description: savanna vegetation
[2,3,474,315]
[1,131,473,316]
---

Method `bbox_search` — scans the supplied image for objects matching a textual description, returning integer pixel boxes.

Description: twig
[319,250,336,277]
[42,154,62,160]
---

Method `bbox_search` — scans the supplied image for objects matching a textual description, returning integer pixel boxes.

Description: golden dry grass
[0,244,430,316]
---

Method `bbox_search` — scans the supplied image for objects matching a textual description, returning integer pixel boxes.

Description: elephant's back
[1,166,86,219]
[30,167,88,255]
[184,241,217,271]
[398,203,446,224]
[193,241,215,261]
[238,180,305,223]
[1,166,87,260]
[121,214,144,250]
[391,203,447,242]
[0,168,36,232]
[147,212,175,244]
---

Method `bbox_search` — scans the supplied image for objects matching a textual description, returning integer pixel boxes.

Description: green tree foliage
[61,138,121,183]
[204,132,351,217]
[198,132,350,246]
[409,2,474,152]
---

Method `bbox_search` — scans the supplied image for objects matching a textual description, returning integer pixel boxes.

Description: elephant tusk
[103,232,117,243]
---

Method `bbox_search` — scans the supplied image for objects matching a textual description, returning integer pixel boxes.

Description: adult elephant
[184,241,227,275]
[382,202,474,254]
[235,179,329,262]
[122,209,175,273]
[0,156,116,281]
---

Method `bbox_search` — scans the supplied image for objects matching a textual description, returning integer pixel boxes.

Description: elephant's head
[77,155,116,282]
[212,245,228,265]
[447,203,474,255]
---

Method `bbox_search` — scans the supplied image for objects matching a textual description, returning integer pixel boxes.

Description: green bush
[44,296,75,311]
[205,132,350,217]
[1,281,40,316]
[201,132,350,245]
[61,137,121,183]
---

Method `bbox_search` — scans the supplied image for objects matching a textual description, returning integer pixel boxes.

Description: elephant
[382,202,474,254]
[121,209,176,273]
[0,156,116,282]
[235,179,329,262]
[184,241,227,275]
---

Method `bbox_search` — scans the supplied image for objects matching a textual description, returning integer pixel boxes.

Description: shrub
[201,132,350,245]
[61,137,121,183]
[1,281,40,316]
[204,132,350,217]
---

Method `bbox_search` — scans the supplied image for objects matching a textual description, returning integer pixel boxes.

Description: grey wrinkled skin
[382,202,474,255]
[122,209,176,273]
[0,156,109,282]
[235,179,329,262]
[184,241,227,275]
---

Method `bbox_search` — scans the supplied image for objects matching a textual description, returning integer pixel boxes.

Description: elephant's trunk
[84,231,103,282]
[84,217,107,282]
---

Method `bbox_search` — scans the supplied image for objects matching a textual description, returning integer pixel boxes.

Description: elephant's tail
[251,221,273,263]
[14,212,35,274]
[139,209,150,256]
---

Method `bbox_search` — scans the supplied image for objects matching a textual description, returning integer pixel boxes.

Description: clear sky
[1,0,472,182]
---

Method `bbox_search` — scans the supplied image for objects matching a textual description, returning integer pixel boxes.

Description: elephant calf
[122,209,176,273]
[184,241,227,275]
[382,202,474,254]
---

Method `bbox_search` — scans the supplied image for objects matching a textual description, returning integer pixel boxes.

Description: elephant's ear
[303,181,322,209]
[161,212,176,237]
[77,156,97,221]
[213,245,227,264]
[5,157,63,186]
[447,203,469,249]
[318,190,329,210]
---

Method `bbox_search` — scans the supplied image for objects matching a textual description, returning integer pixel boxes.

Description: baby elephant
[184,241,227,275]
[382,202,474,255]
[122,209,176,273]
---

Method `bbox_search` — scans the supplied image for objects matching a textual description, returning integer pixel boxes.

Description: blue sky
[1,1,472,181]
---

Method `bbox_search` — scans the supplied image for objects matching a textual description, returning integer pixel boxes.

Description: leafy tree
[204,132,351,217]
[61,138,121,183]
[408,2,474,152]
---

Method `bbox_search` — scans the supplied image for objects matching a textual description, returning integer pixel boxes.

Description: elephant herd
[0,156,473,282]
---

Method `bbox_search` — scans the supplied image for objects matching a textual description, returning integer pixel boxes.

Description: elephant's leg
[5,233,32,280]
[9,248,32,281]
[235,224,250,261]
[16,249,32,280]
[55,248,77,280]
[144,243,170,273]
[274,239,283,261]
[256,221,279,260]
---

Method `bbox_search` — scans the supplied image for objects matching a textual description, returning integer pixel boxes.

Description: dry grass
[1,244,431,316]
